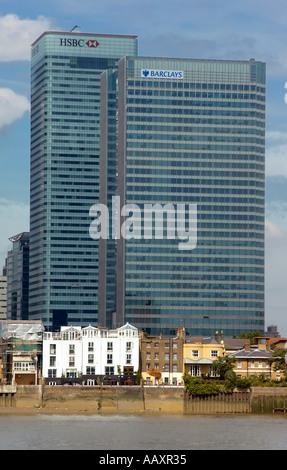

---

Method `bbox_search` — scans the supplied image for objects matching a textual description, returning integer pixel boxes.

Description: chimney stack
[177,327,186,340]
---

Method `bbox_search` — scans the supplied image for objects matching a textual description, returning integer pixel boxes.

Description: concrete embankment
[1,385,287,415]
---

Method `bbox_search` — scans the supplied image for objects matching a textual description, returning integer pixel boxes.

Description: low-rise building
[140,328,185,386]
[0,320,44,385]
[42,322,140,383]
[183,331,225,377]
[227,340,281,380]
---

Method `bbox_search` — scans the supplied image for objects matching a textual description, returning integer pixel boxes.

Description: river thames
[0,413,286,450]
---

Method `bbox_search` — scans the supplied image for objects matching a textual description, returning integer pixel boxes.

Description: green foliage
[183,376,222,396]
[235,377,252,390]
[136,368,142,385]
[232,331,263,344]
[269,347,287,375]
[212,356,236,380]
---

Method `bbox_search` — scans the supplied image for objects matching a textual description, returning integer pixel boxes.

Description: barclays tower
[99,56,266,337]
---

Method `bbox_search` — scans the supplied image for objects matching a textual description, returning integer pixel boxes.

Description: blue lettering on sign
[141,69,183,79]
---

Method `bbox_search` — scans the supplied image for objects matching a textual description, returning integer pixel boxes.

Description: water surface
[0,413,286,450]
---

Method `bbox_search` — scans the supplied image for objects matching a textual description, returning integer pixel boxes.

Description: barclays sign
[141,69,183,79]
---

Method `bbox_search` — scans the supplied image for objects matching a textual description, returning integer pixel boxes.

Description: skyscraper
[29,31,138,331]
[6,232,29,320]
[99,56,266,337]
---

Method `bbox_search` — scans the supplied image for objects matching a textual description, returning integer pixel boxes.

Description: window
[165,353,169,360]
[173,364,178,372]
[154,353,159,360]
[86,367,95,374]
[173,343,178,349]
[69,344,75,355]
[164,364,169,372]
[211,350,219,358]
[48,369,57,378]
[50,344,56,354]
[237,360,242,368]
[173,353,177,360]
[14,362,34,371]
[190,365,200,376]
[107,354,113,364]
[67,370,77,378]
[154,342,159,348]
[165,342,169,348]
[126,342,132,351]
[126,354,132,364]
[105,366,114,375]
[146,352,151,360]
[50,356,56,367]
[88,354,94,364]
[107,342,113,351]
[69,356,75,367]
[88,342,94,352]
[146,342,151,348]
[192,350,199,357]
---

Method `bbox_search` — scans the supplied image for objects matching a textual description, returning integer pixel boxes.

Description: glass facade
[6,232,30,320]
[101,56,266,337]
[29,32,138,330]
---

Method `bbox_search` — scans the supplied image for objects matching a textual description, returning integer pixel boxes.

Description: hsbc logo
[86,40,99,48]
[60,38,99,48]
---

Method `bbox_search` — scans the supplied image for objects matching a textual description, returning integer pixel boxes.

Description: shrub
[235,377,252,390]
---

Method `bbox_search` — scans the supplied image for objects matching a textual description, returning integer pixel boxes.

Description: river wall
[2,385,287,414]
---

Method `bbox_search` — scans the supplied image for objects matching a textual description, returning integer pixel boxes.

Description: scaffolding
[0,321,44,385]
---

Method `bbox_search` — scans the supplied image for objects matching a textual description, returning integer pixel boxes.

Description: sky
[0,0,287,335]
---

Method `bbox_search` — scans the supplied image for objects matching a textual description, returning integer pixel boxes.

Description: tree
[269,347,287,378]
[136,368,142,385]
[232,331,263,344]
[212,356,236,380]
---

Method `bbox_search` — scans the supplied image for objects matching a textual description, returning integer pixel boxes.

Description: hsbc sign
[60,38,100,48]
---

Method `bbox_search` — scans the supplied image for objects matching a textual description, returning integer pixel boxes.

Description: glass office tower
[100,56,265,337]
[30,32,138,331]
[6,232,30,320]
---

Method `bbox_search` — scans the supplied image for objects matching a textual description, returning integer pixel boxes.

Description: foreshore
[1,385,287,416]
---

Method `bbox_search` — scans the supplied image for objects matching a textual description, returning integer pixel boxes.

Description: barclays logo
[141,69,183,79]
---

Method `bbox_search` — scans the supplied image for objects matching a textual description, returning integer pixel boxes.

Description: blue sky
[0,0,287,335]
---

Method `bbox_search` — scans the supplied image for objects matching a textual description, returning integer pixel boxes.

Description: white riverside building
[42,322,140,382]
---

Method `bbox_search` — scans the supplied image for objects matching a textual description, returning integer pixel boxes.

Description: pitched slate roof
[229,348,274,359]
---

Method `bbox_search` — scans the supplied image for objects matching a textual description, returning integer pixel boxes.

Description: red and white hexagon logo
[86,40,99,48]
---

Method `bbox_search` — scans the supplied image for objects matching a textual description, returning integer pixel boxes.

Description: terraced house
[42,322,140,383]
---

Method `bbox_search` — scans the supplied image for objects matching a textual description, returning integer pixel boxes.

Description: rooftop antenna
[70,25,79,32]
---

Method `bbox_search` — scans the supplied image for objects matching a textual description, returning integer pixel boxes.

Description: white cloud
[0,14,56,62]
[0,198,29,270]
[265,219,284,239]
[0,88,30,129]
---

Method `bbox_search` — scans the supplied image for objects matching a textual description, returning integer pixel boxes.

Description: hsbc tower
[29,32,138,330]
